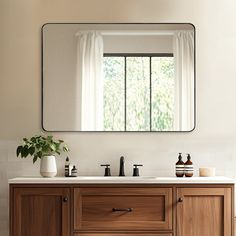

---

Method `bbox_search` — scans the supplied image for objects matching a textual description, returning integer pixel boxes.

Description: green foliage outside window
[103,55,174,131]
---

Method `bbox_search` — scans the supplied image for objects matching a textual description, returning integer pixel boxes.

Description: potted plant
[16,135,69,177]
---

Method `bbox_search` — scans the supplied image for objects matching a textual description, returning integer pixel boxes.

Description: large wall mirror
[42,23,195,132]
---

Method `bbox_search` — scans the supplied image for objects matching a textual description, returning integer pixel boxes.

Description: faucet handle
[100,164,111,176]
[133,164,143,177]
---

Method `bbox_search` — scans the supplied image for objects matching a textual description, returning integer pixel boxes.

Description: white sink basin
[74,176,157,181]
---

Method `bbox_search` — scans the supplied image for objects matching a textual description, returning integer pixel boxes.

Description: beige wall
[1,0,236,235]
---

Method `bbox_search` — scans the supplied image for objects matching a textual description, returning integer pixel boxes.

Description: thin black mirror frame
[41,23,196,133]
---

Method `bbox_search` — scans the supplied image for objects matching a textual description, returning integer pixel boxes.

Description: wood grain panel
[21,195,62,236]
[12,187,70,236]
[74,187,172,231]
[83,195,165,221]
[176,188,232,236]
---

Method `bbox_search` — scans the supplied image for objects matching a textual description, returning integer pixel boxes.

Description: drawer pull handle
[112,208,133,212]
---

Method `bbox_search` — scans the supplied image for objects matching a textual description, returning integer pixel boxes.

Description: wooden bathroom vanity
[9,177,234,236]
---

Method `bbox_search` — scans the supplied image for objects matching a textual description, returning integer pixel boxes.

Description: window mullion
[124,56,127,131]
[150,56,152,131]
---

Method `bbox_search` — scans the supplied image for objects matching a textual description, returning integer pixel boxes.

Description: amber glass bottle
[176,153,185,177]
[184,154,194,177]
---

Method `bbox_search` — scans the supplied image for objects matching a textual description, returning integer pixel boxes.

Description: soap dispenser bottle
[184,154,194,177]
[65,157,70,177]
[176,153,185,177]
[71,165,78,177]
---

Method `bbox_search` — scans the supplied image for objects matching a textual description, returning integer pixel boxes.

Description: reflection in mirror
[42,23,195,132]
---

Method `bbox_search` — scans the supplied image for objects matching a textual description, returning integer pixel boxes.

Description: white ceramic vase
[40,155,57,178]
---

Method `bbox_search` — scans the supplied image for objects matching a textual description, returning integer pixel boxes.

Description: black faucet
[119,156,125,176]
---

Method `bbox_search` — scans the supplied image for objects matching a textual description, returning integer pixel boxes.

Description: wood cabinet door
[74,187,172,231]
[12,187,70,236]
[176,187,232,236]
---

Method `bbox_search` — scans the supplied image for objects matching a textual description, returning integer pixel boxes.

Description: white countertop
[8,176,235,184]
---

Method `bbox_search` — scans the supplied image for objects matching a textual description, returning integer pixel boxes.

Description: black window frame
[103,53,174,131]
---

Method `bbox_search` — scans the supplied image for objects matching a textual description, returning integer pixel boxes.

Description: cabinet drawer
[74,187,172,231]
[75,234,172,236]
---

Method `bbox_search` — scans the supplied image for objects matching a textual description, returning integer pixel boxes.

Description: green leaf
[33,155,38,163]
[16,146,23,157]
[21,146,29,158]
[42,144,49,152]
[47,135,53,140]
[29,146,35,156]
[30,137,36,142]
[50,144,56,151]
[63,145,69,152]
[38,151,42,158]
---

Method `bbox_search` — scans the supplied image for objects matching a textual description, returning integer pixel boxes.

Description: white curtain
[76,31,104,131]
[173,31,194,131]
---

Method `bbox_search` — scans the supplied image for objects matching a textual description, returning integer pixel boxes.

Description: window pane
[126,57,150,131]
[151,57,174,131]
[103,57,125,131]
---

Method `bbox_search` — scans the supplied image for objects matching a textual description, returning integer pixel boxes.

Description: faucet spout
[119,156,125,176]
